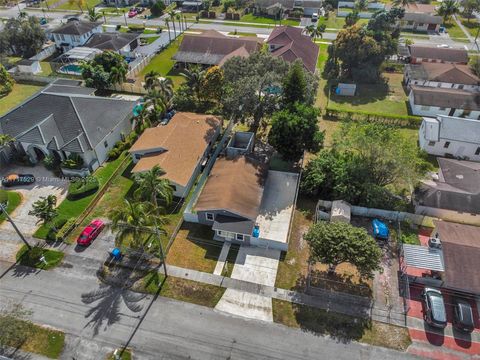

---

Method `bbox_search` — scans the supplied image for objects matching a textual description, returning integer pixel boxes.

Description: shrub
[61,154,84,169]
[67,176,99,199]
[55,218,76,241]
[46,217,68,241]
[150,0,166,17]
[0,190,8,206]
[43,155,57,170]
[107,134,137,160]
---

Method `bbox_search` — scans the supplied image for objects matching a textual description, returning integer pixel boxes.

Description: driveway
[0,164,68,236]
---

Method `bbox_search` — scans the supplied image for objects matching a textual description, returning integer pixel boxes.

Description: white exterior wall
[400,21,439,32]
[408,91,480,119]
[17,62,41,74]
[407,78,479,91]
[53,25,102,50]
[93,114,132,167]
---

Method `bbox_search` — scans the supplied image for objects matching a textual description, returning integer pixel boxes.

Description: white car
[312,13,318,22]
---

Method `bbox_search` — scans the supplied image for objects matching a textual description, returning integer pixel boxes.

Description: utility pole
[0,204,31,250]
[153,218,167,277]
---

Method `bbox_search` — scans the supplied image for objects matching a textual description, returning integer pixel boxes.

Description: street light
[0,203,31,250]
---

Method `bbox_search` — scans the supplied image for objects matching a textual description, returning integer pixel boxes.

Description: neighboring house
[419,115,480,160]
[408,45,468,65]
[337,1,385,19]
[254,0,322,16]
[415,158,480,214]
[405,63,480,91]
[128,112,222,198]
[408,86,480,118]
[51,20,102,52]
[266,26,319,73]
[0,79,134,171]
[104,0,137,6]
[172,30,262,67]
[16,59,42,75]
[83,32,139,57]
[390,3,442,32]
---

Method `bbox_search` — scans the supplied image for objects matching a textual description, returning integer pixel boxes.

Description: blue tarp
[372,219,389,240]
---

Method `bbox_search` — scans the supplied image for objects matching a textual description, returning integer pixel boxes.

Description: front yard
[0,83,44,116]
[272,299,411,351]
[240,13,299,26]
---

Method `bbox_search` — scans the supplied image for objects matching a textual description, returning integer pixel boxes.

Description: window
[428,141,436,146]
[458,85,464,90]
[475,147,480,156]
[104,140,108,148]
[206,212,214,221]
[418,23,424,27]
[444,141,450,149]
[236,234,244,241]
[439,107,446,111]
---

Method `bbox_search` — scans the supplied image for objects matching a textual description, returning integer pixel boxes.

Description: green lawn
[16,245,64,270]
[0,191,22,225]
[227,31,258,36]
[0,317,65,359]
[240,13,299,26]
[34,153,129,240]
[139,35,185,89]
[444,20,469,39]
[460,16,480,37]
[316,43,329,70]
[273,299,411,351]
[40,62,53,76]
[319,13,369,29]
[0,83,44,116]
[143,36,160,44]
[320,73,410,117]
[55,0,101,10]
[106,349,132,360]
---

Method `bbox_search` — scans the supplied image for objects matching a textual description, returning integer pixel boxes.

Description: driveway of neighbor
[0,164,68,236]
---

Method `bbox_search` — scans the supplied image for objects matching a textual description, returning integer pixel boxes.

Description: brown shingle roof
[408,45,468,64]
[410,85,480,110]
[194,156,267,220]
[129,112,222,187]
[435,221,480,294]
[172,31,262,65]
[407,63,480,85]
[267,26,319,73]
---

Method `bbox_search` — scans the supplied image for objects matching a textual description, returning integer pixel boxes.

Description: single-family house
[390,3,442,32]
[408,86,480,118]
[16,59,42,75]
[254,0,322,16]
[103,0,137,6]
[266,26,319,73]
[415,158,480,215]
[51,20,102,52]
[0,79,135,171]
[405,63,480,91]
[172,30,262,67]
[83,32,139,57]
[128,112,222,198]
[408,45,468,65]
[337,1,385,19]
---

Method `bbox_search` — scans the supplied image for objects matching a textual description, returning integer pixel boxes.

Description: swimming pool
[59,63,82,75]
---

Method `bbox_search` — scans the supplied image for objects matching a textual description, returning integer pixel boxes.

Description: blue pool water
[60,64,82,75]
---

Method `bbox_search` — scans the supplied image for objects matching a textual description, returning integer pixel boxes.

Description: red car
[128,9,137,18]
[77,219,104,246]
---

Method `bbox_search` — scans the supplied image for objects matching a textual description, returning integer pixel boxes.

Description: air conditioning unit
[428,237,442,249]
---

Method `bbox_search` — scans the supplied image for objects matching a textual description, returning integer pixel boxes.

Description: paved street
[0,259,418,360]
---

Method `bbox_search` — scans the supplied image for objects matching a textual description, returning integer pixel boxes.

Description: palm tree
[392,0,414,7]
[354,0,368,12]
[109,199,157,249]
[168,10,177,38]
[165,18,171,43]
[176,13,182,32]
[144,70,160,90]
[67,0,86,13]
[304,24,325,42]
[144,88,169,122]
[109,65,127,86]
[180,65,205,99]
[133,165,173,208]
[87,7,102,22]
[156,77,174,101]
[437,0,460,23]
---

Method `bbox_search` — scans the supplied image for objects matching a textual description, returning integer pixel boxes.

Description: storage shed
[335,83,356,96]
[330,200,351,223]
[16,59,42,74]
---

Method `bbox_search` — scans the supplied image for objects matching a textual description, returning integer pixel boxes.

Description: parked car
[77,219,105,246]
[422,288,447,329]
[453,298,475,333]
[135,7,144,13]
[2,174,35,187]
[372,218,389,240]
[128,9,137,18]
[312,12,318,22]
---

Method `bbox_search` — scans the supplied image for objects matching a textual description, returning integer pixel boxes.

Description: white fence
[30,43,56,61]
[250,237,288,251]
[415,205,480,226]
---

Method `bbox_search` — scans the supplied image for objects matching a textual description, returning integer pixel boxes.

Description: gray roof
[255,0,295,9]
[83,32,138,51]
[408,45,468,64]
[410,86,480,111]
[404,12,442,24]
[43,84,96,95]
[212,215,254,235]
[52,20,102,35]
[51,79,83,86]
[416,158,480,214]
[402,244,445,272]
[0,85,134,153]
[17,59,37,66]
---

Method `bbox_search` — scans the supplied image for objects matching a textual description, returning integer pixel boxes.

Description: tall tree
[345,9,360,27]
[461,0,480,21]
[0,16,46,58]
[268,103,323,162]
[144,70,161,90]
[200,66,224,102]
[304,221,382,279]
[282,61,307,106]
[80,51,128,89]
[144,88,169,122]
[180,65,205,99]
[133,165,173,208]
[392,0,414,8]
[0,64,14,96]
[29,195,58,228]
[67,0,86,12]
[87,7,102,22]
[168,10,177,38]
[437,0,460,23]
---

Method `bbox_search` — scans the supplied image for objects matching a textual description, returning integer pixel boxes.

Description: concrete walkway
[213,242,230,275]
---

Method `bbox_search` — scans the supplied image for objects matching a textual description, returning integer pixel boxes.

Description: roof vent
[428,237,442,249]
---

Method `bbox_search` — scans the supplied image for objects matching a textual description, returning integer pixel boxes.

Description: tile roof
[130,113,222,187]
[410,85,480,110]
[194,156,268,220]
[172,31,262,66]
[403,12,442,24]
[408,45,468,64]
[52,20,102,35]
[407,63,480,85]
[267,26,319,73]
[0,84,134,153]
[83,32,138,51]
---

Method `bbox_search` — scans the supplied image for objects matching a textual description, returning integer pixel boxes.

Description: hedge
[0,190,8,205]
[46,217,68,242]
[55,218,76,241]
[68,176,99,200]
[324,107,423,129]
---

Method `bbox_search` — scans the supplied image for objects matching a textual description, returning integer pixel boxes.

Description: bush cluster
[0,190,8,205]
[68,176,99,200]
[108,133,138,160]
[55,218,76,241]
[46,217,68,241]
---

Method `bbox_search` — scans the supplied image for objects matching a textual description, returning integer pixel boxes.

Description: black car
[422,288,447,329]
[2,174,35,187]
[453,298,475,333]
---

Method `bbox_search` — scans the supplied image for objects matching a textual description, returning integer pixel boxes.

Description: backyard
[138,35,185,89]
[0,82,44,116]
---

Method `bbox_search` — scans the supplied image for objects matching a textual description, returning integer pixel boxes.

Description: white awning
[403,244,445,272]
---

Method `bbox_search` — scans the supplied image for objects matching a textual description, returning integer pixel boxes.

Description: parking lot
[0,164,68,236]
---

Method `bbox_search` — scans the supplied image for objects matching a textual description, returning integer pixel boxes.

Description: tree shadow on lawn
[323,79,390,106]
[308,269,373,298]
